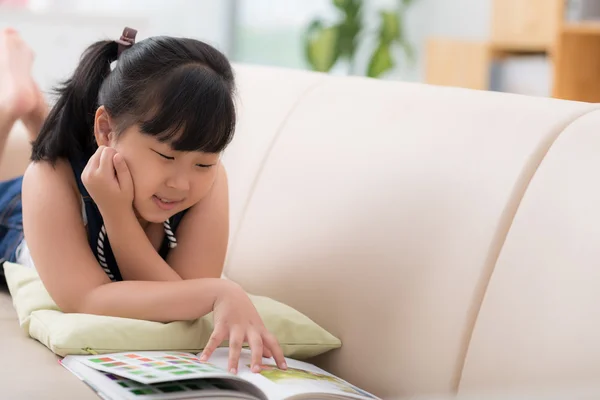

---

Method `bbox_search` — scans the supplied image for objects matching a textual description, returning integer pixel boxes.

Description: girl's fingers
[263,346,273,359]
[227,327,245,374]
[246,329,264,373]
[262,331,287,370]
[113,153,133,193]
[199,324,227,362]
[87,145,104,171]
[98,146,116,176]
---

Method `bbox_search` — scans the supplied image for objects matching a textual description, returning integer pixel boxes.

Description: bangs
[136,63,236,153]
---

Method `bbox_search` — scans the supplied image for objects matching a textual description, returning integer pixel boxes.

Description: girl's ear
[94,106,115,146]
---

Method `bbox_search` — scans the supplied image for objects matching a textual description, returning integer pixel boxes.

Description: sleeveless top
[15,158,188,282]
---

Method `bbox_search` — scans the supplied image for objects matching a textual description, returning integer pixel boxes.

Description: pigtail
[31,40,119,164]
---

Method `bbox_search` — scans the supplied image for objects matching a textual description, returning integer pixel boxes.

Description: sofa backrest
[459,109,600,395]
[222,64,600,398]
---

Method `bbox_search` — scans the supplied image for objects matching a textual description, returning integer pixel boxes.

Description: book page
[201,348,380,400]
[69,351,236,385]
[61,357,262,400]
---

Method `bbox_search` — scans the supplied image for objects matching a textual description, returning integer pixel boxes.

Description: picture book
[60,348,380,400]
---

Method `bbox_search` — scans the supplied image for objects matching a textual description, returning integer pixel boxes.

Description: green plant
[304,0,415,78]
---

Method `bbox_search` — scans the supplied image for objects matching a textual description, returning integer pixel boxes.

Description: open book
[60,348,380,400]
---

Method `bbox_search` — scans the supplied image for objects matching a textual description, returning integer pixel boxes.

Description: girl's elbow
[56,294,93,314]
[55,285,107,315]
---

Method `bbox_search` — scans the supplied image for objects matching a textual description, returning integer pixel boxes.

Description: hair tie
[115,27,137,57]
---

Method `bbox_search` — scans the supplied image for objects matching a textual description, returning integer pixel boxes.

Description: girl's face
[109,125,220,223]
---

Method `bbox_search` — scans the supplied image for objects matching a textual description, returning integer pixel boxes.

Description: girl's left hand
[82,145,134,218]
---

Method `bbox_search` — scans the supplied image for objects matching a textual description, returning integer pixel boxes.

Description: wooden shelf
[491,0,562,52]
[490,42,549,58]
[490,42,548,53]
[425,0,600,102]
[425,38,491,91]
[562,22,600,35]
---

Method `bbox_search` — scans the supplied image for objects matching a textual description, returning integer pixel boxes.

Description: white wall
[2,0,499,88]
[417,0,492,40]
[390,0,493,81]
[57,0,235,51]
[232,0,335,69]
[0,1,234,95]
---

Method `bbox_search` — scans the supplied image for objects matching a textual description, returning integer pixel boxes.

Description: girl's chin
[136,211,171,224]
[132,205,170,224]
[133,198,189,224]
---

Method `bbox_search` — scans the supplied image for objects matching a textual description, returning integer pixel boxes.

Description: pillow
[3,262,341,358]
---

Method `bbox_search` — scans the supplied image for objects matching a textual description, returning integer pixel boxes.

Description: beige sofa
[2,64,600,399]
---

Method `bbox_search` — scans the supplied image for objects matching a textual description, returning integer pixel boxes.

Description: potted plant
[304,0,416,78]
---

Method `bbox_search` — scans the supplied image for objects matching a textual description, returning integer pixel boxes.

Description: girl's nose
[165,172,190,192]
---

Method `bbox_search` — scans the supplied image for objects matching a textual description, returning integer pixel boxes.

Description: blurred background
[1,0,600,103]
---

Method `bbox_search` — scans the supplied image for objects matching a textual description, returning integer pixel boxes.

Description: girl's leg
[0,28,39,159]
[20,81,48,141]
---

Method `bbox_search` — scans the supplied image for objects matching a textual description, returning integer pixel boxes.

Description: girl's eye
[152,149,174,160]
[196,163,214,168]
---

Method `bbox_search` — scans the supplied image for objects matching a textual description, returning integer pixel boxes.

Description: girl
[0,27,287,375]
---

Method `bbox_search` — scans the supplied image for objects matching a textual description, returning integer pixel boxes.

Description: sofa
[2,63,600,399]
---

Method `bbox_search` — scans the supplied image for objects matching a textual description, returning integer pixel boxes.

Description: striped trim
[95,219,178,280]
[163,219,178,248]
[97,224,116,281]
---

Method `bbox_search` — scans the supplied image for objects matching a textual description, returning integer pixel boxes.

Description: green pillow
[3,262,340,358]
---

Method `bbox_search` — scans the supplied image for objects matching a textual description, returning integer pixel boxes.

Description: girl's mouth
[152,195,183,211]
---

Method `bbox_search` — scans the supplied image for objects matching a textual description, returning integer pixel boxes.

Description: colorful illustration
[100,370,236,397]
[80,352,227,384]
[250,363,377,398]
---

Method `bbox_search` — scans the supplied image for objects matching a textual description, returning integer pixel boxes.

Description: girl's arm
[21,159,220,320]
[102,206,183,281]
[22,158,287,372]
[166,161,229,279]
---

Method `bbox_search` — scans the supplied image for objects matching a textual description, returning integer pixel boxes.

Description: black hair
[31,35,236,164]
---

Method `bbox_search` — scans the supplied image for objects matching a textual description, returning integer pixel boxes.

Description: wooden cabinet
[491,0,563,51]
[425,39,491,91]
[553,23,600,101]
[425,0,600,103]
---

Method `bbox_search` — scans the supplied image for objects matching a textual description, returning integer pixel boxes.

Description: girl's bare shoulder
[23,158,81,203]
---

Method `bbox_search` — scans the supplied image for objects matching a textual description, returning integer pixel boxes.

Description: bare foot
[21,81,48,141]
[0,28,37,121]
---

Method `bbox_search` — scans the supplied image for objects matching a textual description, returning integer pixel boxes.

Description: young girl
[0,27,287,375]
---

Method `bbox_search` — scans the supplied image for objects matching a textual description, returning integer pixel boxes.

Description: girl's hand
[82,146,134,218]
[199,281,287,374]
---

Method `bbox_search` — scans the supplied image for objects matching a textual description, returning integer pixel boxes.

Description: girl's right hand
[81,145,134,219]
[199,281,287,374]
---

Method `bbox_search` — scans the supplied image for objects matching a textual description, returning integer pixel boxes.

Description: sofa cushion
[3,262,341,358]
